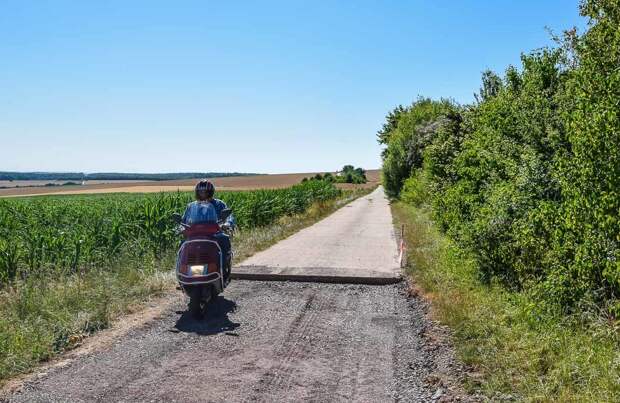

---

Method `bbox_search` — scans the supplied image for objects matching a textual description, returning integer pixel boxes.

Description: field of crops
[0,180,340,284]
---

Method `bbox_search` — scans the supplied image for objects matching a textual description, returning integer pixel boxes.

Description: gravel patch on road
[5,281,473,402]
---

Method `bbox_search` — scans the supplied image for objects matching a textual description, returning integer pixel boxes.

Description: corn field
[0,180,340,283]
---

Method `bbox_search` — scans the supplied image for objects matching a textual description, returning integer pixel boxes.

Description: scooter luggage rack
[176,239,224,289]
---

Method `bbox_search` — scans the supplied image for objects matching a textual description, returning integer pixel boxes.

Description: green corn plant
[0,239,20,282]
[0,180,340,286]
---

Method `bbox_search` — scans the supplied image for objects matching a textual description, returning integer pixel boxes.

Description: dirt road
[3,186,470,402]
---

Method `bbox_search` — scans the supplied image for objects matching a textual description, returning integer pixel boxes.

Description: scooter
[172,209,233,319]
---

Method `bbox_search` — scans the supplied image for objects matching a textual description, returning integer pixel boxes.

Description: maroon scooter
[172,209,232,319]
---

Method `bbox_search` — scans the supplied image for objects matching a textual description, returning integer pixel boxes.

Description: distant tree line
[0,172,258,181]
[379,0,620,313]
[301,165,367,184]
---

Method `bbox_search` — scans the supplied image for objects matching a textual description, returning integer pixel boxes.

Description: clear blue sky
[0,1,584,174]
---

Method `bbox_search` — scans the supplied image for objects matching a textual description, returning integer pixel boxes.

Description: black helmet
[195,179,215,201]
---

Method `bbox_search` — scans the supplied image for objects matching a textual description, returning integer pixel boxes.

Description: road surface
[234,186,401,283]
[3,187,470,402]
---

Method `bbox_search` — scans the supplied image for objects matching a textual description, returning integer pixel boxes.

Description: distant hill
[0,172,259,181]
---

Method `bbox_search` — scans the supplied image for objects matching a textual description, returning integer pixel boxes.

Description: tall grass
[393,202,620,401]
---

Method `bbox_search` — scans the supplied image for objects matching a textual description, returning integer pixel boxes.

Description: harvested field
[0,180,152,188]
[0,170,381,197]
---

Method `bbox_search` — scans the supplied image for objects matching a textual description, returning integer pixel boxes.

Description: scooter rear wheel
[189,287,205,319]
[188,285,213,320]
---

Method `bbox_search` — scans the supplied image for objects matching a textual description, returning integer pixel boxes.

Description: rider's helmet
[195,179,215,201]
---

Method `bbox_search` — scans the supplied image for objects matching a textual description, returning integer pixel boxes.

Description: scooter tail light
[179,264,190,275]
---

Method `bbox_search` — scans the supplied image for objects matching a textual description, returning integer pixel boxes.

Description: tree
[474,70,503,103]
[380,98,457,197]
[377,105,407,157]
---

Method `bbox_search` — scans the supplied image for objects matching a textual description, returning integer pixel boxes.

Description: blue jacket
[182,199,236,227]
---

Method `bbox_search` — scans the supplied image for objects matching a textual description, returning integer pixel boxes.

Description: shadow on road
[173,296,240,336]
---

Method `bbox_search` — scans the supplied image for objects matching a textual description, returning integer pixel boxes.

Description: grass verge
[391,201,619,402]
[0,187,373,385]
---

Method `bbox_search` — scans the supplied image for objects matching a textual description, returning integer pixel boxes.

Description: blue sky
[0,1,584,174]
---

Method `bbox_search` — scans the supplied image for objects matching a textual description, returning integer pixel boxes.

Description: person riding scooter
[181,180,235,280]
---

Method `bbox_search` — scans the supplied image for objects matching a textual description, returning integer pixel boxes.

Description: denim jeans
[211,232,231,266]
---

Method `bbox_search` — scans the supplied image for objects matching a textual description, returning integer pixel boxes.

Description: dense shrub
[300,165,367,184]
[379,98,457,198]
[400,170,429,207]
[335,165,367,184]
[550,0,620,308]
[440,49,567,287]
[378,0,620,312]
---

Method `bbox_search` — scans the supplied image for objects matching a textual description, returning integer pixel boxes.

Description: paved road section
[6,282,469,402]
[234,186,401,284]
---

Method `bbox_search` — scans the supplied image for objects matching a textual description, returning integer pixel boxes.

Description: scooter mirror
[219,209,232,221]
[171,213,183,224]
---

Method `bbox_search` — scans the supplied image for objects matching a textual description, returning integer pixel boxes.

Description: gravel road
[6,281,470,402]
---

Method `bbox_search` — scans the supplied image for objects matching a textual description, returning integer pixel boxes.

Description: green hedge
[379,0,620,313]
